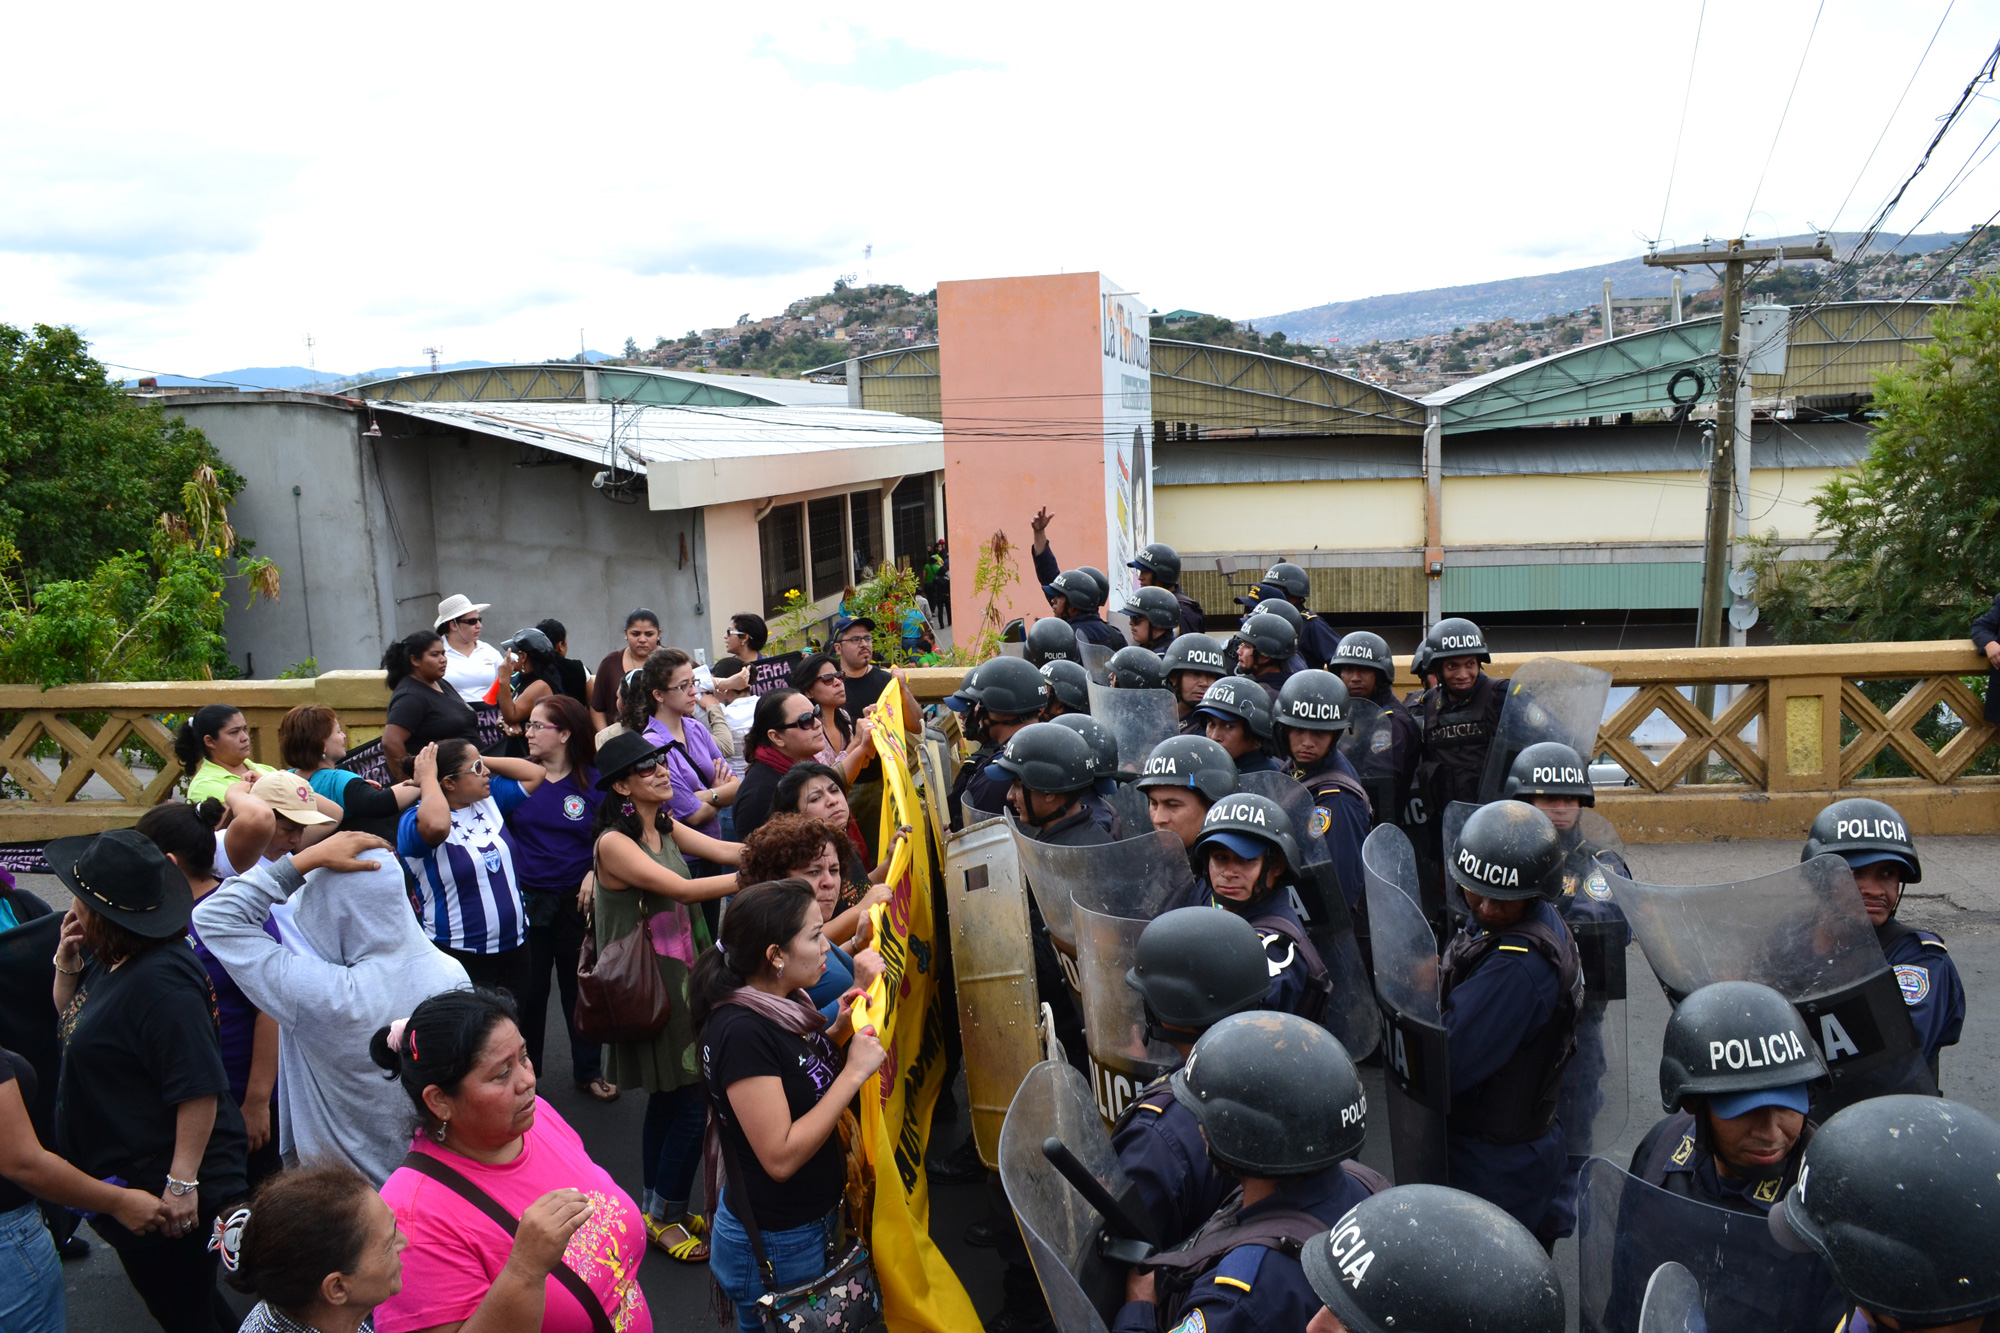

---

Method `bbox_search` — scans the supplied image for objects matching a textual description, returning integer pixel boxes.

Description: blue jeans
[708,1195,831,1333]
[641,1084,707,1209]
[0,1202,63,1333]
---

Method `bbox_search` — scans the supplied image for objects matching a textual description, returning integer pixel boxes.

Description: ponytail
[689,878,816,1032]
[172,704,242,779]
[381,631,442,690]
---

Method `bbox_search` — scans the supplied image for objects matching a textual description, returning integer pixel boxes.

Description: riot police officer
[1770,1095,2000,1333]
[1407,640,1439,701]
[1049,712,1128,837]
[1163,633,1231,735]
[1801,797,1966,1083]
[1129,540,1207,635]
[1191,676,1282,774]
[945,656,1050,829]
[991,722,1110,849]
[1039,657,1090,718]
[1246,598,1312,676]
[1135,735,1239,856]
[1437,801,1583,1243]
[1231,561,1341,669]
[1045,568,1128,649]
[1300,1185,1566,1333]
[1503,741,1629,878]
[1235,610,1301,694]
[1025,614,1081,667]
[1631,981,1829,1214]
[1114,1012,1380,1333]
[1108,644,1170,691]
[1190,793,1332,1019]
[1114,909,1273,1248]
[1331,630,1422,828]
[1415,616,1504,865]
[1275,671,1370,917]
[1119,585,1183,655]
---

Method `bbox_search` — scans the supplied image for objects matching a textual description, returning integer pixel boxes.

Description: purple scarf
[700,982,843,1219]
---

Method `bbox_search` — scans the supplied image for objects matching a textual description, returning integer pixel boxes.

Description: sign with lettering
[748,652,804,697]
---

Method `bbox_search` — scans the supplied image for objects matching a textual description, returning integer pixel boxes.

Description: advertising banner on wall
[1100,279,1152,615]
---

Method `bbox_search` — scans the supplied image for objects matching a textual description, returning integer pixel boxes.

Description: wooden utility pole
[1644,238,1831,647]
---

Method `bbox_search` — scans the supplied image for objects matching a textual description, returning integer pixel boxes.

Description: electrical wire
[1742,0,1826,236]
[1654,0,1707,248]
[1824,0,1955,237]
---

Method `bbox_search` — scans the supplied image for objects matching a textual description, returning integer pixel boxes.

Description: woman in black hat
[48,827,249,1333]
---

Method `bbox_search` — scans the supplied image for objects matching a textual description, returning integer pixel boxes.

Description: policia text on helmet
[1134,735,1239,849]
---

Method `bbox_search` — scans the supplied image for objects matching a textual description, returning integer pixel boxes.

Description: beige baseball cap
[247,771,336,825]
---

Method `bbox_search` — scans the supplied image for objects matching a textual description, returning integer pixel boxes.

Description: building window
[808,495,848,601]
[892,475,933,567]
[760,502,804,616]
[850,490,879,579]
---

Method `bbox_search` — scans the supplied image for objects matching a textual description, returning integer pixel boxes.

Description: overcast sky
[3,0,1995,377]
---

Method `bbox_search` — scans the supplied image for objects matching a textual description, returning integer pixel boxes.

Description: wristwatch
[165,1176,199,1197]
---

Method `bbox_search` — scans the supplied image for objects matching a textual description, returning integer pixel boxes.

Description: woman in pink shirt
[369,988,650,1333]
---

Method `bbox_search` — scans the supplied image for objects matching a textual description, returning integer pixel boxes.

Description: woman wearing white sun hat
[434,594,503,703]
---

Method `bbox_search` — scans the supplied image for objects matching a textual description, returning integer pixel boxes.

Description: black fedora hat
[595,731,676,793]
[45,828,192,939]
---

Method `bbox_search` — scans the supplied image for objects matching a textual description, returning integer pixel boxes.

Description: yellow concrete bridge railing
[2,642,1992,846]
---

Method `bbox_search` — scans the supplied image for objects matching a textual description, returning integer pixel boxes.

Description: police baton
[1041,1137,1160,1264]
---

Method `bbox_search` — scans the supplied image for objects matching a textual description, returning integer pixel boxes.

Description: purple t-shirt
[642,716,726,823]
[185,912,281,1104]
[502,771,602,892]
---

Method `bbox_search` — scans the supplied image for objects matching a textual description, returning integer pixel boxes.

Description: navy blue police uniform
[1878,920,1965,1080]
[1630,1109,1810,1215]
[947,740,1010,831]
[1231,751,1282,776]
[1291,750,1371,915]
[1173,590,1206,637]
[1357,683,1422,830]
[1069,610,1128,649]
[1110,1076,1228,1252]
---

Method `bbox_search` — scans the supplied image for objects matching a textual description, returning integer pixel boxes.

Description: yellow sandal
[645,1215,709,1263]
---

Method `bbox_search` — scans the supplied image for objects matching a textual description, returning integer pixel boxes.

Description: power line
[1823,0,1955,236]
[1654,0,1707,247]
[1742,0,1826,236]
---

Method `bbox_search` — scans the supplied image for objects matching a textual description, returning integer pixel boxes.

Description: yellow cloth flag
[849,678,981,1332]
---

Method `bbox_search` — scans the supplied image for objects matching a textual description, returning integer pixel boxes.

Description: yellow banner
[851,679,980,1332]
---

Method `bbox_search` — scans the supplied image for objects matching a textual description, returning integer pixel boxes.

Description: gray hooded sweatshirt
[192,848,469,1184]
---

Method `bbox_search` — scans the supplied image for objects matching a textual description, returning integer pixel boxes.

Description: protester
[371,988,650,1333]
[280,703,418,840]
[591,731,743,1262]
[770,761,905,905]
[494,626,564,731]
[208,770,344,891]
[792,651,878,787]
[220,1163,408,1333]
[535,618,592,707]
[176,702,276,803]
[190,834,471,1184]
[737,816,889,1020]
[505,694,613,1101]
[381,630,482,781]
[399,739,548,999]
[691,880,886,1333]
[49,828,249,1333]
[712,612,770,692]
[830,618,920,860]
[137,802,282,1187]
[436,593,504,702]
[590,608,662,734]
[0,1040,167,1333]
[732,689,828,844]
[630,648,739,834]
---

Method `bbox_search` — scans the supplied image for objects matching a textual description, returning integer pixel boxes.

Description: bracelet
[51,954,80,976]
[164,1176,199,1197]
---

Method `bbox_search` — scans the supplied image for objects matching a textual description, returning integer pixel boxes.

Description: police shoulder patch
[1170,1311,1208,1333]
[1584,871,1612,902]
[1310,807,1332,838]
[1751,1177,1783,1204]
[1212,1244,1267,1293]
[1370,728,1392,753]
[1894,964,1930,1005]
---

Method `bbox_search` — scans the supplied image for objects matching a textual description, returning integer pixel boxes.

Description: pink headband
[389,1017,416,1061]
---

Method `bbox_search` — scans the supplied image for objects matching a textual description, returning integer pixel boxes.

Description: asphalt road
[25,835,2000,1331]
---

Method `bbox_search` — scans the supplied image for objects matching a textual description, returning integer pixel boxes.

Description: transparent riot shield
[1009,817,1087,1001]
[1362,824,1450,1185]
[1086,681,1181,774]
[1577,1157,1841,1333]
[917,736,955,868]
[1608,855,1936,1113]
[1000,1060,1135,1333]
[1637,1263,1707,1333]
[1235,771,1378,1059]
[1336,697,1400,825]
[1080,641,1115,687]
[963,790,1010,827]
[999,641,1027,658]
[1477,657,1614,803]
[945,817,1041,1168]
[1106,782,1152,841]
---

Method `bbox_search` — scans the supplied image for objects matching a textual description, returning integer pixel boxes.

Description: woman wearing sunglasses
[789,652,878,789]
[434,594,504,703]
[728,690,831,846]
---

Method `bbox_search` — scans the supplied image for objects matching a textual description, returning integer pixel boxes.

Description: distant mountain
[1257,232,1967,346]
[132,351,619,392]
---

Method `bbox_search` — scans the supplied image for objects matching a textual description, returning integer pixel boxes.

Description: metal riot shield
[1000,1059,1135,1332]
[945,816,1041,1168]
[1577,1157,1842,1333]
[1477,656,1614,803]
[1086,681,1180,774]
[1608,855,1936,1113]
[1362,824,1450,1185]
[1637,1264,1707,1333]
[1234,771,1378,1059]
[917,735,955,868]
[963,789,1010,827]
[1080,641,1114,687]
[1336,697,1401,825]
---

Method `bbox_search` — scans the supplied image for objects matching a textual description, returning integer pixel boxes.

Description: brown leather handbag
[574,897,671,1044]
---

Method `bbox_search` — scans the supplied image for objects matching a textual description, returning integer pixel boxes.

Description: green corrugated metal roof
[1443,561,1701,612]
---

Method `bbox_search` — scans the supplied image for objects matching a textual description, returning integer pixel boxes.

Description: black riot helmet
[1170,1011,1367,1175]
[944,660,986,712]
[1046,569,1102,614]
[1191,792,1302,889]
[988,721,1096,795]
[1424,616,1491,664]
[1801,796,1921,884]
[1193,676,1275,740]
[1503,741,1595,806]
[1331,631,1394,687]
[1659,981,1828,1113]
[1235,560,1311,607]
[1108,645,1169,691]
[1276,670,1352,734]
[1236,612,1299,665]
[1126,907,1270,1035]
[1048,713,1121,782]
[1770,1096,2000,1326]
[1129,542,1182,586]
[1447,801,1564,902]
[1039,658,1090,714]
[1024,615,1080,667]
[1133,735,1239,806]
[1249,597,1305,639]
[1079,566,1112,608]
[1411,641,1437,682]
[973,655,1051,718]
[1163,632,1230,681]
[1121,585,1182,632]
[1302,1185,1565,1333]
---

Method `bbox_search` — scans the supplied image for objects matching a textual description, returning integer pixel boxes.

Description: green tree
[0,323,241,586]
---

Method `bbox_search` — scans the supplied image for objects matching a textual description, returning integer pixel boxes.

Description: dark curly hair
[738,814,846,891]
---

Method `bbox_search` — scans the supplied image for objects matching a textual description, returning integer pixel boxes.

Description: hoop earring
[432,1118,450,1144]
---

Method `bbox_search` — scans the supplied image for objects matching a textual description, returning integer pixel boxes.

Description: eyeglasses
[457,617,482,626]
[523,720,561,733]
[836,634,870,647]
[814,673,841,687]
[663,680,699,695]
[441,758,490,781]
[724,627,747,639]
[779,709,825,732]
[626,756,664,775]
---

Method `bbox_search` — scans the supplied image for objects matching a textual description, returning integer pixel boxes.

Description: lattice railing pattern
[1597,683,1769,793]
[1839,676,1997,785]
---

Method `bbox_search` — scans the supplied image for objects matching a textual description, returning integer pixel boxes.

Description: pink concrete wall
[938,273,1108,637]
